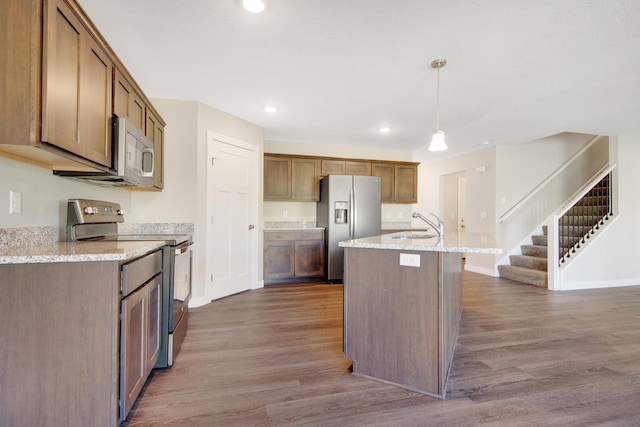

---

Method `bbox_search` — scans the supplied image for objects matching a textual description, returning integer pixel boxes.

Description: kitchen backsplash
[0,226,58,250]
[264,221,319,229]
[119,223,194,235]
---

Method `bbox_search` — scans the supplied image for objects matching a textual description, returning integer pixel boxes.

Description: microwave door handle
[141,148,154,177]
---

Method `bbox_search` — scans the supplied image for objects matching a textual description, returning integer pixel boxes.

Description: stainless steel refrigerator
[317,175,381,282]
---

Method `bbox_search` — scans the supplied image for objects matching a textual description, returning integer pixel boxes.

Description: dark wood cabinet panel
[371,163,395,203]
[321,159,346,175]
[394,163,418,204]
[121,284,147,420]
[264,153,419,203]
[264,230,325,283]
[295,240,325,277]
[264,156,292,200]
[345,161,372,176]
[42,0,113,167]
[292,157,321,201]
[114,69,145,130]
[146,110,165,190]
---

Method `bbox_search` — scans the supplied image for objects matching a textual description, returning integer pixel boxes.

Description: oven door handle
[174,244,192,255]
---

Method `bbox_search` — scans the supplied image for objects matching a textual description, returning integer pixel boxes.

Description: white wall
[0,156,131,238]
[130,98,264,307]
[560,135,640,289]
[414,145,497,275]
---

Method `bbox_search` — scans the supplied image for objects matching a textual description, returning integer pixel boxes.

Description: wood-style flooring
[123,272,640,426]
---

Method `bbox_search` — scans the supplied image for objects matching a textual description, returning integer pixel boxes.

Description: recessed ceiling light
[378,127,391,133]
[242,0,267,13]
[263,105,278,113]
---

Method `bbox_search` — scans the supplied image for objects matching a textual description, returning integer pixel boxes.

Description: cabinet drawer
[121,249,163,296]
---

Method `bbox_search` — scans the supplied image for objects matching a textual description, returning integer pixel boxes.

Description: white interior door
[458,176,467,234]
[206,131,258,300]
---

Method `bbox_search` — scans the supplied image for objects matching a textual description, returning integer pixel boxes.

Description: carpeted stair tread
[498,265,548,287]
[509,254,547,271]
[521,244,547,258]
[531,235,547,246]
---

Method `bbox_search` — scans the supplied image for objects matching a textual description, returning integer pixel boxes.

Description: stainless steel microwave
[54,116,155,187]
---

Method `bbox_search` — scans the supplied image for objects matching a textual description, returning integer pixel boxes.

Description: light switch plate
[10,190,21,214]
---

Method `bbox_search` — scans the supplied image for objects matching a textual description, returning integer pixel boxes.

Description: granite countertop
[264,227,325,231]
[0,240,166,265]
[339,231,503,254]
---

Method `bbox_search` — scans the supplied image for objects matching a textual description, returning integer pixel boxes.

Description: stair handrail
[498,135,605,224]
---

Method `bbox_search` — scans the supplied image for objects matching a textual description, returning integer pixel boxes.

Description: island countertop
[339,231,502,254]
[0,240,166,264]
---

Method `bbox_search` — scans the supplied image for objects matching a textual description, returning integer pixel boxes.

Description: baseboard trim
[464,264,498,277]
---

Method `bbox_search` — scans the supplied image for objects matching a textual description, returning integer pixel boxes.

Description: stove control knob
[116,209,125,216]
[83,206,97,215]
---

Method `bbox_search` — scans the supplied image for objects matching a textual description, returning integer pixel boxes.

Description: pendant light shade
[428,59,448,152]
[429,130,447,152]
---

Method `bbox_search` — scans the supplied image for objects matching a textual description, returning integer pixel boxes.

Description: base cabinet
[264,230,325,284]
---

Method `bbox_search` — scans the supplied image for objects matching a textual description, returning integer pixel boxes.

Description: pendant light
[428,58,448,152]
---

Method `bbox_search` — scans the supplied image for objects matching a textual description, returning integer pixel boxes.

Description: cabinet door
[146,110,164,189]
[371,163,395,203]
[113,69,145,130]
[264,156,292,200]
[394,164,418,203]
[120,285,147,420]
[291,157,320,201]
[42,0,82,155]
[146,275,162,376]
[294,240,325,277]
[321,159,345,175]
[264,240,295,281]
[80,35,112,166]
[42,0,112,167]
[345,161,371,176]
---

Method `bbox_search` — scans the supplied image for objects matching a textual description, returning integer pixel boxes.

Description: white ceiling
[78,0,640,159]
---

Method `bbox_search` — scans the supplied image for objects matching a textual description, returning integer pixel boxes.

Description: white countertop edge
[338,232,503,254]
[0,241,166,264]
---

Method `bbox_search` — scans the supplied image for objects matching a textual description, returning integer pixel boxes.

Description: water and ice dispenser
[334,201,348,224]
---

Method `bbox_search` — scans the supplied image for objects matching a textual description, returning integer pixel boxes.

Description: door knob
[248,224,255,230]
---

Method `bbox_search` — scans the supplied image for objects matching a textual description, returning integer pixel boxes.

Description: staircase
[498,228,548,287]
[498,172,612,288]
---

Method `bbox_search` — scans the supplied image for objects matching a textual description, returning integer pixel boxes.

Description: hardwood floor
[123,273,640,426]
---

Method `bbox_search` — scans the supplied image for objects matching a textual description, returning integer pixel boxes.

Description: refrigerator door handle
[351,188,357,238]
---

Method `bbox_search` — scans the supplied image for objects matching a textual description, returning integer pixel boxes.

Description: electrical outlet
[9,191,21,214]
[283,210,288,218]
[399,253,420,267]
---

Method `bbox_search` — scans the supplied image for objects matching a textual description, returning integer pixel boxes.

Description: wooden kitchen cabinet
[371,163,395,203]
[264,155,292,200]
[292,157,321,201]
[264,153,418,203]
[145,110,165,189]
[42,0,113,167]
[114,69,146,130]
[264,155,320,201]
[0,0,166,186]
[371,162,418,203]
[264,230,325,284]
[121,273,162,420]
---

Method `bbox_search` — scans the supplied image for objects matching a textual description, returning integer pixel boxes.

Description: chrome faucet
[412,212,445,238]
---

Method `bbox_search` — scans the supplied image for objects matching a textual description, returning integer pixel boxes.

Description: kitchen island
[339,231,501,399]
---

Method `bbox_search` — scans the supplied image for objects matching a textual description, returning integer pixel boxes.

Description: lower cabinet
[120,249,163,420]
[120,273,162,420]
[264,230,325,284]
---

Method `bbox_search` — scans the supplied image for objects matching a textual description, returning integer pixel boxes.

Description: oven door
[173,243,192,329]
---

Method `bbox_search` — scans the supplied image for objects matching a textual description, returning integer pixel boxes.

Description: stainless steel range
[66,198,192,367]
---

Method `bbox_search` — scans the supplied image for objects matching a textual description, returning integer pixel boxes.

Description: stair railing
[556,165,615,265]
[547,164,616,290]
[497,135,609,262]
